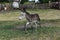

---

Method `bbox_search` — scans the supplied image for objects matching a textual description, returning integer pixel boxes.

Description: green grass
[0,20,60,40]
[0,9,60,40]
[0,9,60,21]
[0,26,60,40]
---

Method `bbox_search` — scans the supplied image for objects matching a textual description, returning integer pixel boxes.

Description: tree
[0,0,9,3]
[39,0,49,3]
[21,0,28,4]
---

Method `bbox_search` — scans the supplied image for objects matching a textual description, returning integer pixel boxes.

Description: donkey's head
[19,7,26,20]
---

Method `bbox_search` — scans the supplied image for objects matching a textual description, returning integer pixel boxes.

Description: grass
[0,9,60,40]
[0,25,60,40]
[0,9,60,20]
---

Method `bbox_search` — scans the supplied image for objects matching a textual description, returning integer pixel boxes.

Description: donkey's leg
[24,22,30,32]
[37,21,41,27]
[35,22,38,32]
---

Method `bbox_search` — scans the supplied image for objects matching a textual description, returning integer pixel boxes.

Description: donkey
[19,8,41,31]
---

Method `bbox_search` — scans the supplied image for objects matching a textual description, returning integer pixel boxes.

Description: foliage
[20,0,28,4]
[51,0,58,2]
[39,0,49,3]
[24,2,35,4]
[39,0,59,3]
[0,0,9,3]
[0,0,59,4]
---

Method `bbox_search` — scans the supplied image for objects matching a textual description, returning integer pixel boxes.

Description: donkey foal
[19,8,41,32]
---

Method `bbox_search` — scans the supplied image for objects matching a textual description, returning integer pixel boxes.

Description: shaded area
[0,20,60,40]
[0,27,60,40]
[0,19,60,30]
[15,19,60,29]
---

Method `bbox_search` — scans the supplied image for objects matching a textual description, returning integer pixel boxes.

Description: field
[0,9,60,40]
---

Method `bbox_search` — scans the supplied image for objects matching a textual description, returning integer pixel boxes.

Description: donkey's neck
[24,11,30,15]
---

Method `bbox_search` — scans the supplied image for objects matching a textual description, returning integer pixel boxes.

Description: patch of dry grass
[28,9,60,20]
[0,9,60,21]
[0,10,20,21]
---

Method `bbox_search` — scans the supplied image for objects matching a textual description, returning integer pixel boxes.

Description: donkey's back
[26,13,40,22]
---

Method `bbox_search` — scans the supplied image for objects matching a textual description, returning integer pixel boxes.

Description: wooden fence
[0,2,60,11]
[19,2,60,9]
[19,3,49,9]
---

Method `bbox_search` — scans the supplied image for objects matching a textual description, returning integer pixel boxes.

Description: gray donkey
[19,8,41,31]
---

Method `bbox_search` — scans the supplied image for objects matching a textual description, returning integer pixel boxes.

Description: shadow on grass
[0,19,60,30]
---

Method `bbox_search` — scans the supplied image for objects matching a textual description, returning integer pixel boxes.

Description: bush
[39,0,49,3]
[24,2,35,4]
[0,0,9,3]
[21,0,28,4]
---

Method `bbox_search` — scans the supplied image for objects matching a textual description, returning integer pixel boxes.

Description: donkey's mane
[23,8,30,15]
